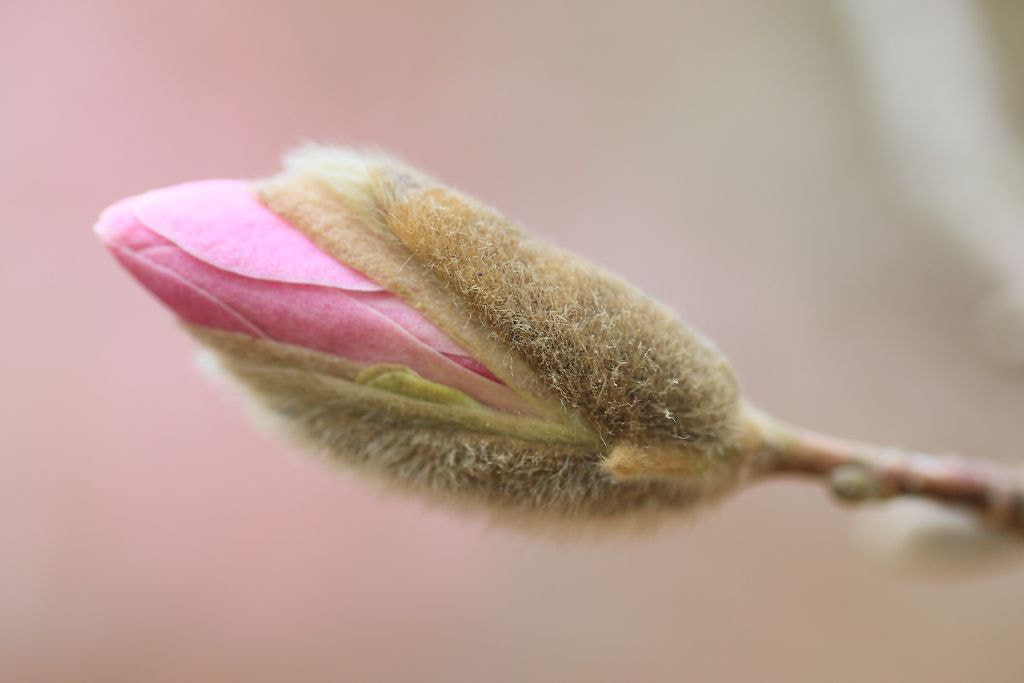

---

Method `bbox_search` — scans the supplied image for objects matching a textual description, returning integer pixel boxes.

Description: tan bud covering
[193,147,756,524]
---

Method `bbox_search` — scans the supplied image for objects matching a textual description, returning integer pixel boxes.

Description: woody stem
[747,412,1024,535]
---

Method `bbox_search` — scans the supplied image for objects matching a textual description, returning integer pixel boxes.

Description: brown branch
[746,413,1024,535]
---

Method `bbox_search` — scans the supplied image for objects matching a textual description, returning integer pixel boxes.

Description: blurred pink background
[3,1,1023,681]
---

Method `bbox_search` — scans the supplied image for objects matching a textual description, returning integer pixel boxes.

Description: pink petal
[111,241,267,339]
[442,354,502,382]
[126,180,476,359]
[351,292,468,357]
[133,179,382,292]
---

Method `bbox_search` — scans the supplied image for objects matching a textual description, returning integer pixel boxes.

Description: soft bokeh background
[3,1,1023,681]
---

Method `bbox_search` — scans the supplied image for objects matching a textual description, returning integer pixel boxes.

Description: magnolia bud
[97,147,751,523]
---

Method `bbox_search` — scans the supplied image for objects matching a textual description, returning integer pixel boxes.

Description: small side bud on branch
[830,464,884,502]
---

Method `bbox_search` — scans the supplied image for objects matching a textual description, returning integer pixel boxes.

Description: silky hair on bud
[236,146,758,524]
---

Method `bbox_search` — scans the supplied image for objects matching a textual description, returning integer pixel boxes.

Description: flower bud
[97,147,751,523]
